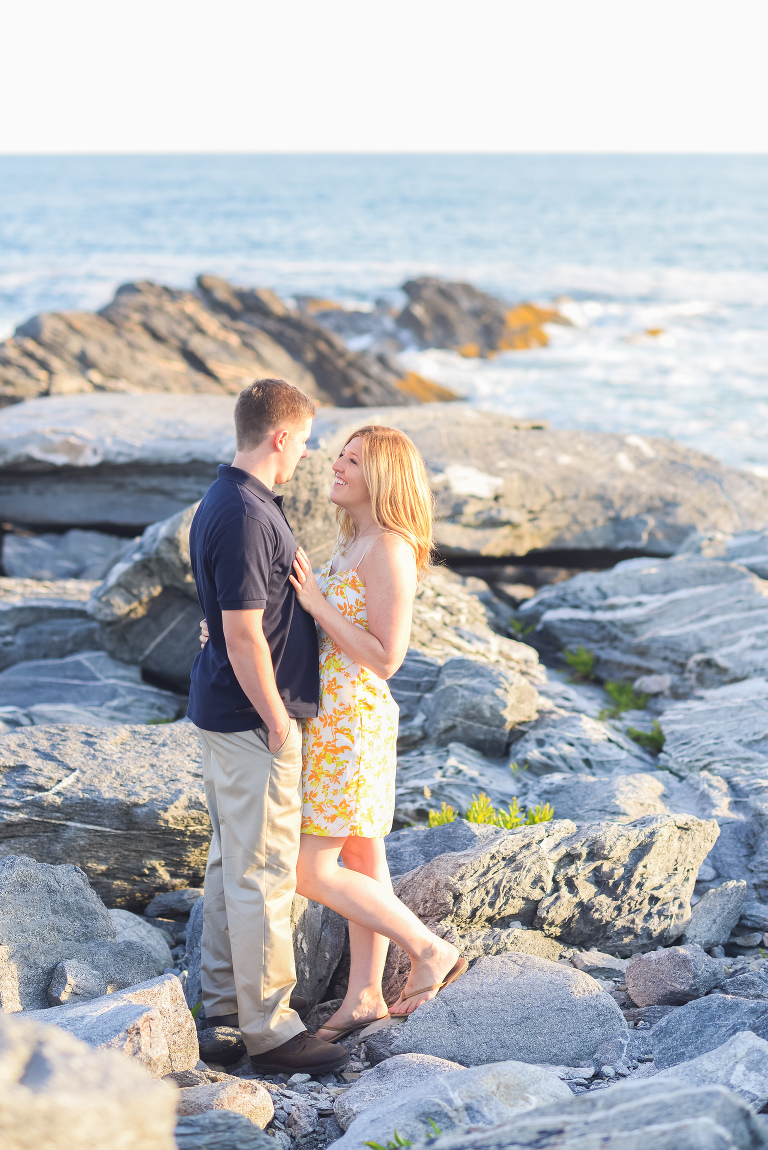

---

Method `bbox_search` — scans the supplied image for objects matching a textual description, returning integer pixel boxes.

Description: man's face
[274,417,313,484]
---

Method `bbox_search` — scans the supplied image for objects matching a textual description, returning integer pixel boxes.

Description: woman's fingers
[294,548,311,572]
[293,557,307,583]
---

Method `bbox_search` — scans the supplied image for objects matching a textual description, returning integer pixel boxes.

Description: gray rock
[660,679,768,779]
[519,554,768,695]
[183,896,204,1013]
[684,881,748,949]
[0,854,115,1012]
[364,1022,403,1066]
[109,909,174,973]
[0,722,210,906]
[624,1004,678,1026]
[88,504,203,692]
[385,817,506,879]
[394,814,719,955]
[0,575,103,674]
[47,959,108,1006]
[2,529,132,581]
[176,1077,273,1127]
[26,972,198,1077]
[5,393,763,562]
[196,1026,245,1066]
[440,924,562,965]
[334,1053,465,1130]
[529,772,668,823]
[391,954,626,1067]
[333,1058,572,1150]
[652,994,768,1068]
[656,1030,768,1109]
[723,971,768,999]
[0,276,419,410]
[416,1079,768,1150]
[571,949,628,980]
[0,1009,177,1150]
[625,944,725,1007]
[420,657,540,757]
[145,888,203,919]
[0,650,185,728]
[175,1112,275,1149]
[290,895,347,1007]
[508,710,654,776]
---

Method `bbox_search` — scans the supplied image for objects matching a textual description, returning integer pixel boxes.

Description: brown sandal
[389,957,468,1016]
[315,1013,391,1042]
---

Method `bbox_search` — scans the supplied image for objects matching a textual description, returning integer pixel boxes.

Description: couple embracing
[187,378,466,1077]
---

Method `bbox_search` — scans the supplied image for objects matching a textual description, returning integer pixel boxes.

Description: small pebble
[601,1065,616,1078]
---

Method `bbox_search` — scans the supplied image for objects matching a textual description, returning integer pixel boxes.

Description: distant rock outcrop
[0,276,453,408]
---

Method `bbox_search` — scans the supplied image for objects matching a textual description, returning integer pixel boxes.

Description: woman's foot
[315,993,389,1041]
[389,939,462,1016]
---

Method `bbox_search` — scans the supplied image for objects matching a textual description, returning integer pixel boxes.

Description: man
[187,377,348,1076]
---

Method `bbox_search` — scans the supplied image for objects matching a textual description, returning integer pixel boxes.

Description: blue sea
[2,154,768,471]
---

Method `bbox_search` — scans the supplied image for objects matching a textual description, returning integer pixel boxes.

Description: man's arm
[222,609,290,752]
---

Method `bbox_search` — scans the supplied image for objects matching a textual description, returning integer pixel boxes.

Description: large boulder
[332,1057,571,1150]
[0,650,185,728]
[0,277,432,410]
[390,954,626,1066]
[176,1077,273,1128]
[625,944,725,1007]
[414,1079,768,1150]
[0,576,102,672]
[4,398,766,565]
[396,277,562,355]
[519,553,768,694]
[0,1009,177,1150]
[26,972,198,1077]
[0,723,210,907]
[393,814,718,955]
[508,712,655,776]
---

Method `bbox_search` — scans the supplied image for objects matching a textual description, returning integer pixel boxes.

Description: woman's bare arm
[290,535,417,679]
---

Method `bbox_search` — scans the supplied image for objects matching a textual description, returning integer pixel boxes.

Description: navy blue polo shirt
[187,465,319,733]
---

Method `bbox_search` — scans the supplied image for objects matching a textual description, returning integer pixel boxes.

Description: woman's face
[330,436,370,512]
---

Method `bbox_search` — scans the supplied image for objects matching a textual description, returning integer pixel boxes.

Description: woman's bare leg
[297,833,459,1018]
[314,838,391,1038]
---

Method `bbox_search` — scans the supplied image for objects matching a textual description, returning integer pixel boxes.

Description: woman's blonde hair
[336,425,434,577]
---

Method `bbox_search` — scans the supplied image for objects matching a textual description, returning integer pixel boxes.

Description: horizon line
[2,150,768,159]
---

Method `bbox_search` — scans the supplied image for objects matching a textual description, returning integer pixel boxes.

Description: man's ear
[274,428,289,452]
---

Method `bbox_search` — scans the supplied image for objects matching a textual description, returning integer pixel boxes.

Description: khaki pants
[196,721,305,1055]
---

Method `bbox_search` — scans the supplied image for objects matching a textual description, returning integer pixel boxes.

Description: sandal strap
[319,1014,389,1032]
[400,981,444,1002]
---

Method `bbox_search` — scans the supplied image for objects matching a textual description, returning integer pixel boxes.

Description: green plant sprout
[626,720,665,753]
[147,716,175,725]
[430,792,554,830]
[563,646,596,681]
[509,618,536,639]
[509,761,528,775]
[599,680,650,719]
[427,802,458,827]
[365,1120,443,1150]
[190,1001,203,1019]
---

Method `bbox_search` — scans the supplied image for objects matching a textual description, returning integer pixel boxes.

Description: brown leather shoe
[249,1030,350,1076]
[205,994,310,1029]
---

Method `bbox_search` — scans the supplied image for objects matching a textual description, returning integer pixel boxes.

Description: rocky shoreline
[2,277,768,1149]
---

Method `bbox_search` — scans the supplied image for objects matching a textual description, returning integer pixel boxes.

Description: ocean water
[1,154,767,471]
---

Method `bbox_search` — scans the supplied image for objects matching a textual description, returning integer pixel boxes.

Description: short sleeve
[212,514,275,610]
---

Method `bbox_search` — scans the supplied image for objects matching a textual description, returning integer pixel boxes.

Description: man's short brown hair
[234,378,316,450]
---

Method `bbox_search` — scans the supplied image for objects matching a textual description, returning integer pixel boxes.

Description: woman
[203,425,466,1037]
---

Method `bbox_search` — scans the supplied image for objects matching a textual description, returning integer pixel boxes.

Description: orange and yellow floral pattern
[301,558,399,838]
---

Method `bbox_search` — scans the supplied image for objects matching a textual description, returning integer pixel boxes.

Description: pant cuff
[244,1011,307,1056]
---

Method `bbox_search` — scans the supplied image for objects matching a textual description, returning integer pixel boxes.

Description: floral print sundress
[301,542,399,838]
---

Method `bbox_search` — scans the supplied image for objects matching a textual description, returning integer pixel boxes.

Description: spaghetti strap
[352,530,402,571]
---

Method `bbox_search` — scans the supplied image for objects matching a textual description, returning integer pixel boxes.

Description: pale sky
[2,0,767,153]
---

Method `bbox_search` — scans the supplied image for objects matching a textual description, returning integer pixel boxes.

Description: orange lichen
[395,371,460,402]
[645,328,665,337]
[304,298,343,314]
[457,342,481,359]
[496,304,557,351]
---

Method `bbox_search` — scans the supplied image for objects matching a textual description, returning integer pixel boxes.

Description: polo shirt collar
[218,464,281,504]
